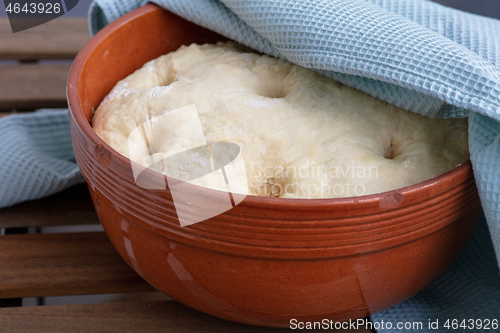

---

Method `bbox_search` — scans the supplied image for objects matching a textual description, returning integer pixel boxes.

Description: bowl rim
[67,3,473,211]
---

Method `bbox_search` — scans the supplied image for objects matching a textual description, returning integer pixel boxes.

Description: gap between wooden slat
[23,290,170,307]
[0,63,71,110]
[0,18,89,60]
[0,232,154,298]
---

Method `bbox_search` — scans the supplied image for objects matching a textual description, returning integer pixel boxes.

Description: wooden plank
[0,184,99,229]
[0,232,154,298]
[0,63,71,110]
[0,18,90,60]
[0,300,374,332]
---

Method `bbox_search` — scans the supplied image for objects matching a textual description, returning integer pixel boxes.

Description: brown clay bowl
[67,4,482,327]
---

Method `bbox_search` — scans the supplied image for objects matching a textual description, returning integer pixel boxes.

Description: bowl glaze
[67,4,482,327]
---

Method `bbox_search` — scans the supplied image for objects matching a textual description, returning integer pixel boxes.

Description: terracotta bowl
[67,4,482,327]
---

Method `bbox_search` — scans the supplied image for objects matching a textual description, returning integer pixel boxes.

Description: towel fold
[0,110,84,208]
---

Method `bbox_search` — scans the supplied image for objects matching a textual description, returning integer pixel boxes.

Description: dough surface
[93,42,469,198]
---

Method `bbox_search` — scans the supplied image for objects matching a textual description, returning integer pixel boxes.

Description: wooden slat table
[0,17,373,332]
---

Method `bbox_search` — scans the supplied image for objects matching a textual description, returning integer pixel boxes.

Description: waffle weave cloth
[0,110,83,208]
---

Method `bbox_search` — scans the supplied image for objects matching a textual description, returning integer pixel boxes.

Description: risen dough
[93,42,469,198]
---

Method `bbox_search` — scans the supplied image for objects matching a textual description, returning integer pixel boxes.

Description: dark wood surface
[0,63,72,110]
[0,231,155,299]
[0,184,99,228]
[0,300,373,333]
[0,18,89,60]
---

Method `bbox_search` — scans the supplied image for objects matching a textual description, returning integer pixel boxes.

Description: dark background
[432,0,500,19]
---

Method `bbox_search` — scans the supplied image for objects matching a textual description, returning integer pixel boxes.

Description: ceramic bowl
[67,4,482,327]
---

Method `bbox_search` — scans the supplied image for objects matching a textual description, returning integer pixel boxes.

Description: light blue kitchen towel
[87,0,500,331]
[0,110,84,208]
